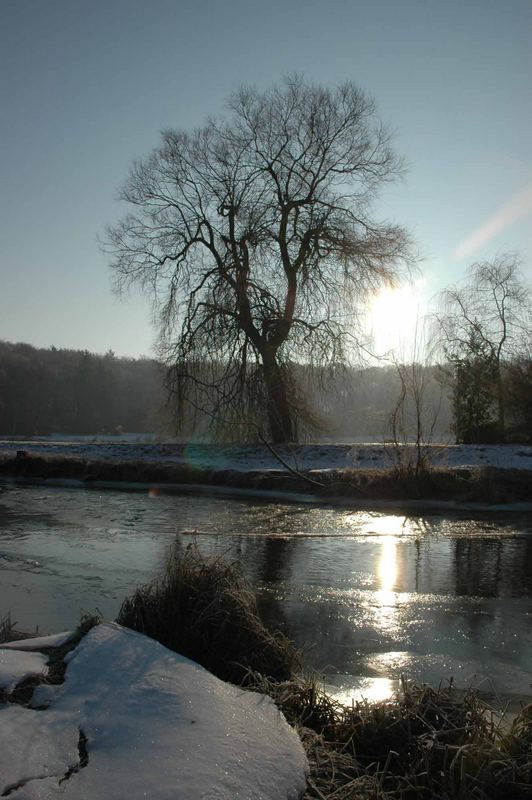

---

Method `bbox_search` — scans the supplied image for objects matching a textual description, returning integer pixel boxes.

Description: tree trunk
[261,351,295,443]
[496,364,506,440]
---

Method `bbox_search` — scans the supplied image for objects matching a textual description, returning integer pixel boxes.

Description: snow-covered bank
[2,442,532,506]
[0,623,308,799]
[0,631,73,652]
[1,439,531,472]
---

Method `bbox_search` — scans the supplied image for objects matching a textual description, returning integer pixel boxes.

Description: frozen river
[1,484,531,704]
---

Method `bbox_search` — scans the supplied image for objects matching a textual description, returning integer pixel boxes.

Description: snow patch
[1,623,308,799]
[0,706,79,792]
[0,649,48,693]
[0,631,73,651]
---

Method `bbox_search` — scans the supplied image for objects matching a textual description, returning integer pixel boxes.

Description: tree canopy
[107,76,412,442]
[437,254,531,442]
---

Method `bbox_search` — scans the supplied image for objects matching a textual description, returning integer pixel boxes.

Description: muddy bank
[1,451,531,506]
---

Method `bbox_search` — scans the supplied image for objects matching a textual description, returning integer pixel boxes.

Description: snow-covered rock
[0,623,308,799]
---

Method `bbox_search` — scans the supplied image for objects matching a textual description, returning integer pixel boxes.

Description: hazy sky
[1,0,531,357]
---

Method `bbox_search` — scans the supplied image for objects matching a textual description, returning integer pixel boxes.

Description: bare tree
[436,254,531,440]
[386,318,444,475]
[106,76,411,443]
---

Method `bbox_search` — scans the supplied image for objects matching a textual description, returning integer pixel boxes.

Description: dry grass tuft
[319,465,532,503]
[0,612,19,644]
[0,612,41,644]
[250,675,532,800]
[117,542,299,684]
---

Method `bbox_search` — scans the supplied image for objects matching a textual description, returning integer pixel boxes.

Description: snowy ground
[0,649,48,694]
[1,438,531,472]
[0,624,308,799]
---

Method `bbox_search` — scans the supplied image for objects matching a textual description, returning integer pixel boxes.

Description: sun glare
[367,282,426,357]
[372,536,401,633]
[378,536,398,596]
[330,677,397,705]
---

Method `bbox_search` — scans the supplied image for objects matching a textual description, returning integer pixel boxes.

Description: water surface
[1,485,531,702]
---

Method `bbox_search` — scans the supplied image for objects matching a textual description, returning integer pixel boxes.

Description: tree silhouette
[437,254,531,442]
[107,77,411,442]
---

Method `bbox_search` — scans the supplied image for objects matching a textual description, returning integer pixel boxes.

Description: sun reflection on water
[328,676,398,705]
[361,514,414,537]
[373,534,401,632]
[378,535,398,596]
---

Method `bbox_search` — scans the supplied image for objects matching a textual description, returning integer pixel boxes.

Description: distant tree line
[0,341,167,436]
[0,339,452,440]
[1,335,529,443]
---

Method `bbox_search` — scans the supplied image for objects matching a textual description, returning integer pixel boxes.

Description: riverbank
[3,623,530,800]
[1,438,532,471]
[1,449,532,507]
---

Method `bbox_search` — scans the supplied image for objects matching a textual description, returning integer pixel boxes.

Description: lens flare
[453,182,532,260]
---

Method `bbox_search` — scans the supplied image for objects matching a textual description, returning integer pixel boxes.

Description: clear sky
[1,0,531,357]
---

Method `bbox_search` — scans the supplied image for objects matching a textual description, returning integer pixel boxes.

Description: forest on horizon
[0,339,453,442]
[2,338,530,444]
